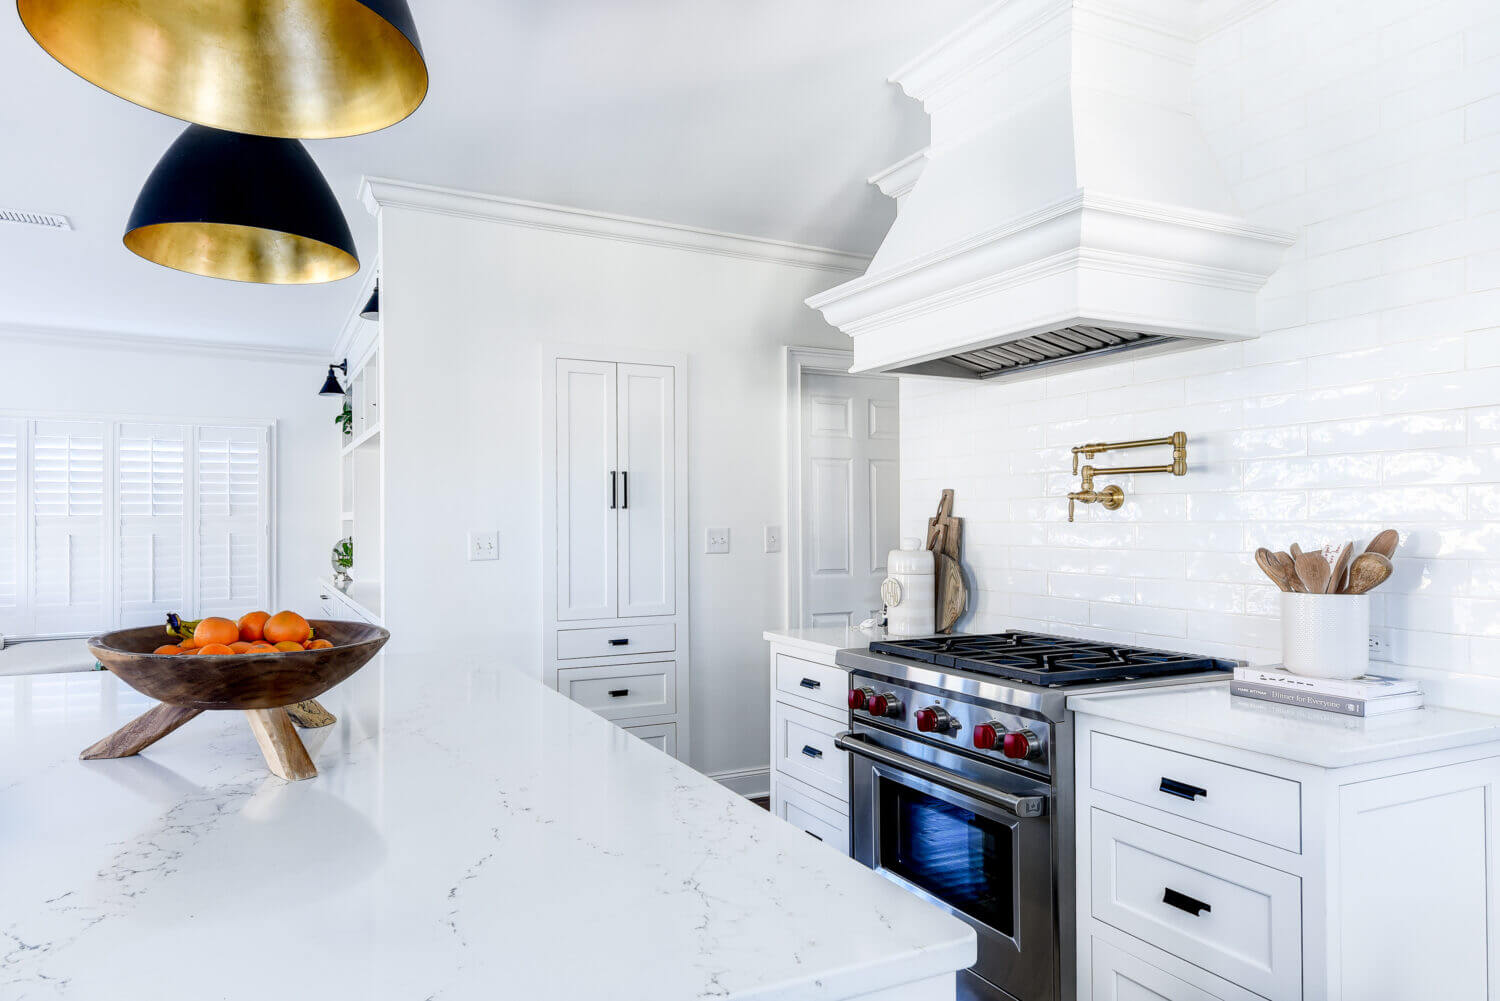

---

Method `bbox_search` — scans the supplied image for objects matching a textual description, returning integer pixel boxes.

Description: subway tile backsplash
[899,0,1500,674]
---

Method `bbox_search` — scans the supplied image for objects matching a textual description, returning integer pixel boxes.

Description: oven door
[838,726,1057,1001]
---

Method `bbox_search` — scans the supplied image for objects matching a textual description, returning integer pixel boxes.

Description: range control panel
[847,680,1051,778]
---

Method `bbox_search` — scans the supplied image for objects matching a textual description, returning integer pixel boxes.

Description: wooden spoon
[1293,552,1331,595]
[1255,548,1294,592]
[1328,542,1355,594]
[1273,551,1305,592]
[1346,552,1393,595]
[1290,542,1304,560]
[1365,528,1399,561]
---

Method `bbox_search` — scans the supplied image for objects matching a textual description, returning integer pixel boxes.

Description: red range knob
[848,688,869,710]
[1003,730,1034,760]
[973,722,1000,750]
[867,694,891,717]
[914,708,938,732]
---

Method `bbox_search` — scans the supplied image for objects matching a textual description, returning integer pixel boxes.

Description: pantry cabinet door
[616,363,675,618]
[556,359,618,621]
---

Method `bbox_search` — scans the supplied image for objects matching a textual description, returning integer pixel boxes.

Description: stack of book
[1231,667,1423,717]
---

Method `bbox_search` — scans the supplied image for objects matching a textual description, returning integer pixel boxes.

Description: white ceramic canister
[1280,592,1371,680]
[881,538,936,637]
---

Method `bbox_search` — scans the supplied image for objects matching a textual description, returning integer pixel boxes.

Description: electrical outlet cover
[1368,627,1392,661]
[468,531,499,561]
[763,525,782,554]
[705,527,730,555]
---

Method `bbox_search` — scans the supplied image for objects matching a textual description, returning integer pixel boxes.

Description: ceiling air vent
[0,208,72,230]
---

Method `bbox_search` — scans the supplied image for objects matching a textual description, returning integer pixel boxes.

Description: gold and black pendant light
[124,125,359,284]
[17,0,427,139]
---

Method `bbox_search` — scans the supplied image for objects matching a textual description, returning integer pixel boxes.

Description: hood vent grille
[943,325,1166,379]
[0,208,71,230]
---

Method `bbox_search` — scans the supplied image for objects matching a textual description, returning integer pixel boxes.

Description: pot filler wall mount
[805,0,1299,383]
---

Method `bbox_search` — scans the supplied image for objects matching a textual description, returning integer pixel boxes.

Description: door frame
[783,346,900,629]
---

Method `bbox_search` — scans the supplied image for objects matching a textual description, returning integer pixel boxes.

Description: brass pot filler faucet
[1067,432,1187,522]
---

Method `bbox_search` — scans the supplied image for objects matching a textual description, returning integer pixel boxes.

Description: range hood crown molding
[806,0,1297,382]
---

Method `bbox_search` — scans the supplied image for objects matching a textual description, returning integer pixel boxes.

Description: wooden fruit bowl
[88,619,389,710]
[82,620,389,782]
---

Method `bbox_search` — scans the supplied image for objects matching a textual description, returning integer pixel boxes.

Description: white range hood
[808,0,1296,381]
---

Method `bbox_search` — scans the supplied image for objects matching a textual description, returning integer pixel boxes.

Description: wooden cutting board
[936,554,967,633]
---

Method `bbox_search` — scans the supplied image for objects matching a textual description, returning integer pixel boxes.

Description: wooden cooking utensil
[1346,552,1393,595]
[1273,551,1304,592]
[1293,552,1331,595]
[1365,528,1400,561]
[1255,548,1294,592]
[1290,542,1305,560]
[1328,542,1355,594]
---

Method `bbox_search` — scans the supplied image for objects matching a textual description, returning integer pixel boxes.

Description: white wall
[376,199,851,776]
[0,332,339,627]
[900,0,1500,674]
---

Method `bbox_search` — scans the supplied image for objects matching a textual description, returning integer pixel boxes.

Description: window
[0,416,272,640]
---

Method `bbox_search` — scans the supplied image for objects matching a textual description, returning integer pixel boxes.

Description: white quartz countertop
[1069,680,1500,768]
[763,625,885,659]
[0,656,972,1001]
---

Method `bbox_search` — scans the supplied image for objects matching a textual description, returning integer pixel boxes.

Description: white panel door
[800,373,899,628]
[556,359,618,621]
[30,420,107,635]
[617,363,675,618]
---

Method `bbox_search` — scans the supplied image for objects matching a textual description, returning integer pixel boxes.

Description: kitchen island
[0,655,974,1001]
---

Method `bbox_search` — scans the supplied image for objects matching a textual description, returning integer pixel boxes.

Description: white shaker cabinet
[1071,682,1500,1001]
[546,351,688,760]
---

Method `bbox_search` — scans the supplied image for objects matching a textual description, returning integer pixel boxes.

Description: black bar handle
[799,678,821,690]
[1163,888,1211,916]
[621,471,629,509]
[1159,777,1207,801]
[609,471,617,509]
[608,689,629,698]
[801,745,823,759]
[608,638,629,647]
[805,831,823,842]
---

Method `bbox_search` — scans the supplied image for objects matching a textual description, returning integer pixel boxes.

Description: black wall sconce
[319,360,349,397]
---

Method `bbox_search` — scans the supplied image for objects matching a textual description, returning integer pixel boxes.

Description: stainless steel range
[834,631,1235,1001]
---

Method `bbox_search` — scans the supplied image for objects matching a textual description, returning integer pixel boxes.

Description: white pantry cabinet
[545,350,688,760]
[1071,683,1500,1001]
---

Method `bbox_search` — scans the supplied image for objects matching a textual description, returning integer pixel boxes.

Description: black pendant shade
[361,285,380,320]
[124,126,359,285]
[17,0,427,139]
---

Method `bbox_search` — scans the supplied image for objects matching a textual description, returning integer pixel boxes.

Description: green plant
[335,400,353,436]
[334,538,353,571]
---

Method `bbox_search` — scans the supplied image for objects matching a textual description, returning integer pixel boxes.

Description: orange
[306,639,333,650]
[263,611,311,645]
[197,643,234,656]
[153,644,182,655]
[273,641,305,653]
[229,641,253,654]
[193,617,240,647]
[247,642,275,653]
[237,610,271,643]
[178,639,198,650]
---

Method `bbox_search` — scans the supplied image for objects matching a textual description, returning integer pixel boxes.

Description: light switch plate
[763,525,782,554]
[468,531,499,561]
[705,527,730,555]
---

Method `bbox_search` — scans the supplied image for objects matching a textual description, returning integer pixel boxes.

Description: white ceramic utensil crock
[881,539,935,637]
[1280,592,1370,680]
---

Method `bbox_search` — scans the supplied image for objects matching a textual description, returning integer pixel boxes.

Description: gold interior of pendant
[124,222,360,285]
[19,0,427,139]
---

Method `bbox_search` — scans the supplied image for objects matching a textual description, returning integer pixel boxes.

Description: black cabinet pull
[608,688,629,698]
[608,638,629,647]
[609,471,617,509]
[799,678,821,690]
[1159,777,1207,801]
[621,471,629,509]
[801,745,823,759]
[1163,888,1211,916]
[805,831,823,842]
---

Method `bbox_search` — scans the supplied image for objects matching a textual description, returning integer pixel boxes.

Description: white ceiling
[0,0,987,353]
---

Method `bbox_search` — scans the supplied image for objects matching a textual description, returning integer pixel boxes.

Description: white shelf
[341,423,382,456]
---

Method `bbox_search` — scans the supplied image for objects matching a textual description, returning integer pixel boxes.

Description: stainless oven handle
[834,731,1047,819]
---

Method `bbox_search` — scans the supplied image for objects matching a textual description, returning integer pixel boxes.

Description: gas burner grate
[868,631,1233,687]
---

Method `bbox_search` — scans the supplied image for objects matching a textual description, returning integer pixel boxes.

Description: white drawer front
[1090,938,1226,1001]
[1091,732,1301,852]
[773,702,847,800]
[773,776,849,852]
[624,722,677,757]
[773,653,847,717]
[557,661,675,720]
[557,623,676,660]
[1091,810,1301,1001]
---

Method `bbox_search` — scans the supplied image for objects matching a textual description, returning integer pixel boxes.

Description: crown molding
[331,268,379,364]
[868,150,930,201]
[358,176,871,276]
[0,321,327,363]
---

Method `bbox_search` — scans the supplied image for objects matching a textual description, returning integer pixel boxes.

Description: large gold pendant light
[124,125,359,284]
[17,0,427,138]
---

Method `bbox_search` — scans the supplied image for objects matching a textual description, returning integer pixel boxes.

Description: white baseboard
[709,766,771,799]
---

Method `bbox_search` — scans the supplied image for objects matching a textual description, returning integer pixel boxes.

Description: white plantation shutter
[195,426,269,617]
[117,424,188,627]
[0,419,21,634]
[31,420,107,634]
